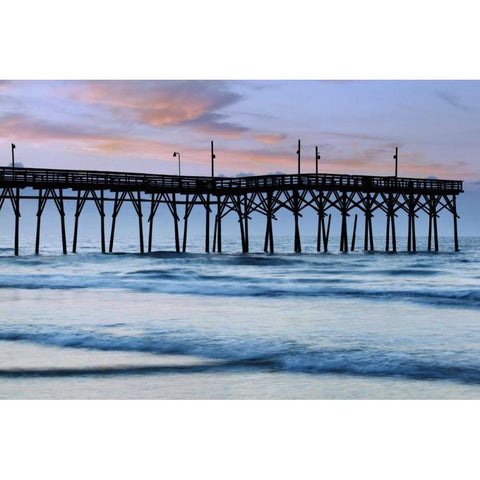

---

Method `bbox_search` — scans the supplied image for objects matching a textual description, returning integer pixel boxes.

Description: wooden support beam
[73,190,105,254]
[386,211,390,252]
[182,194,189,253]
[364,211,369,252]
[351,213,357,252]
[59,189,67,254]
[433,198,439,252]
[368,214,374,251]
[205,193,210,253]
[217,196,222,253]
[391,211,397,253]
[407,199,412,252]
[100,190,106,253]
[148,193,155,253]
[317,213,322,252]
[212,211,217,253]
[453,195,459,252]
[34,188,67,254]
[237,195,247,253]
[340,211,347,252]
[172,193,180,253]
[324,214,331,252]
[109,191,122,253]
[244,194,249,253]
[35,189,43,255]
[136,191,144,253]
[264,192,274,254]
[428,197,433,252]
[14,188,20,256]
[412,211,416,252]
[293,189,301,253]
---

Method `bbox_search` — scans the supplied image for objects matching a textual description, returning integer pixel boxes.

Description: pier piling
[0,166,464,255]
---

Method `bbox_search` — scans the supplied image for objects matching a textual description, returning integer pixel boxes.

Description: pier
[0,165,463,255]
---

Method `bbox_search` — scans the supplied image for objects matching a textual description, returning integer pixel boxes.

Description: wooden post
[137,191,144,253]
[109,192,118,253]
[205,193,210,253]
[324,214,331,252]
[14,188,20,256]
[433,197,439,252]
[100,190,106,253]
[238,195,246,253]
[391,210,397,253]
[364,211,369,251]
[264,191,274,253]
[368,214,374,251]
[217,195,222,253]
[212,212,217,253]
[293,189,301,253]
[244,194,249,253]
[340,211,346,252]
[59,189,67,254]
[148,193,155,253]
[453,195,459,252]
[316,195,323,252]
[412,210,416,252]
[317,212,322,252]
[407,197,412,253]
[428,197,433,252]
[386,212,390,252]
[263,220,269,253]
[182,194,189,253]
[172,193,180,253]
[351,213,357,251]
[35,189,43,255]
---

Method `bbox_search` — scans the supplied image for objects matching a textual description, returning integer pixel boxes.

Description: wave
[2,325,480,384]
[0,272,479,308]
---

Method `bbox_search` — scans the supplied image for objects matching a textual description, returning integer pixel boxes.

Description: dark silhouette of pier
[0,163,463,256]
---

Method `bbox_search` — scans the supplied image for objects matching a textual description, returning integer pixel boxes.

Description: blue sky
[1,80,479,235]
[1,80,479,182]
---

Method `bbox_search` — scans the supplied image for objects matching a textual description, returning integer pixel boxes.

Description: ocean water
[1,231,479,399]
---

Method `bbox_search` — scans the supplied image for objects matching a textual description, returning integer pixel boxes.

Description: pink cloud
[254,133,287,144]
[67,81,247,136]
[0,113,473,180]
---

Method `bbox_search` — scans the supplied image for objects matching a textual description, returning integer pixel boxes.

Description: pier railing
[0,166,464,194]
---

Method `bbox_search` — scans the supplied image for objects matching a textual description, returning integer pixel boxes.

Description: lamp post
[394,146,398,178]
[173,151,181,176]
[296,139,301,175]
[211,140,215,179]
[11,143,15,169]
[315,146,320,176]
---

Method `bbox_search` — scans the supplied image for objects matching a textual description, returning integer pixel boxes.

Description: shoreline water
[1,235,479,399]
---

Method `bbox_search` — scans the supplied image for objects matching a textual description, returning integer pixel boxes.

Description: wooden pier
[0,165,463,255]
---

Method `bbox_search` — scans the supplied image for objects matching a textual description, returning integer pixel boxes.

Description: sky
[1,80,479,181]
[1,80,479,235]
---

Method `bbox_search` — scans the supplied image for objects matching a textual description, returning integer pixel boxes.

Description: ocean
[1,231,479,399]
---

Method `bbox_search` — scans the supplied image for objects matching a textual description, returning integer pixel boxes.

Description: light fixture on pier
[296,139,301,175]
[11,143,15,169]
[315,146,320,175]
[211,141,215,179]
[173,151,181,176]
[393,147,398,178]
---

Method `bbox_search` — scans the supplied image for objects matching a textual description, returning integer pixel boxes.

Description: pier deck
[0,166,464,255]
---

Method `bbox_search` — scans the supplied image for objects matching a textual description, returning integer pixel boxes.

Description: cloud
[436,91,473,113]
[320,130,386,141]
[254,133,287,144]
[0,111,474,181]
[185,113,248,139]
[67,80,247,136]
